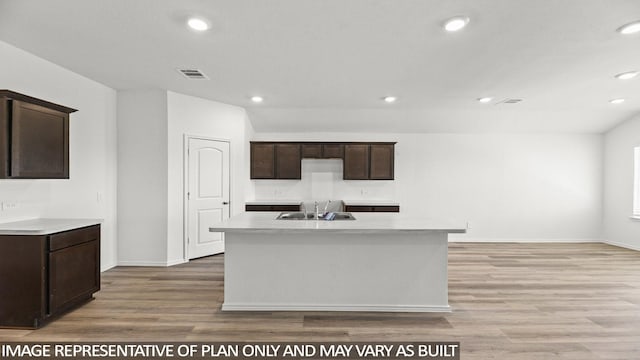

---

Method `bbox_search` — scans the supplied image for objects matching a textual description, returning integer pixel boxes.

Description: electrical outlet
[1,202,19,211]
[466,221,472,229]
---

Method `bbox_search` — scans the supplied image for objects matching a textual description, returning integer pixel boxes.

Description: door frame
[183,134,232,262]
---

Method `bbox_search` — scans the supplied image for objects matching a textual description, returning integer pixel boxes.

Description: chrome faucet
[323,200,332,215]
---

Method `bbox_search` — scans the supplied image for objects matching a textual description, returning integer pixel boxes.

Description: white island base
[223,230,451,312]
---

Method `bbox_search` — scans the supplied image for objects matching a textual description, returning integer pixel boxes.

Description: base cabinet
[0,225,100,328]
[246,204,300,212]
[344,205,400,212]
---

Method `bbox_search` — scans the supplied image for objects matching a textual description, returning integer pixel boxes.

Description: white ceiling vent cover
[177,68,209,80]
[496,98,523,105]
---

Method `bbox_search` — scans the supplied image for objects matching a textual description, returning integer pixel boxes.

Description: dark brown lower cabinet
[0,225,100,329]
[344,205,400,212]
[245,204,301,212]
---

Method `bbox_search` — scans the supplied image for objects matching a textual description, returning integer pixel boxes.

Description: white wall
[253,132,603,242]
[166,91,250,264]
[603,114,640,250]
[117,90,168,265]
[0,41,118,270]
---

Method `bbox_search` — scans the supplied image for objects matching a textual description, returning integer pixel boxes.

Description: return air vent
[496,98,523,105]
[177,68,209,80]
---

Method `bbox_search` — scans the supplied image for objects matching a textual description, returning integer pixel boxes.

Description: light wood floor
[2,242,640,359]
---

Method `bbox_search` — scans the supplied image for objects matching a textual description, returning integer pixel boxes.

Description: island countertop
[209,212,466,234]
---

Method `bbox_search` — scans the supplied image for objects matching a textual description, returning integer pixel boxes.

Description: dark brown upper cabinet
[250,142,301,179]
[301,143,322,158]
[322,144,344,158]
[0,90,77,179]
[250,143,275,179]
[344,143,395,180]
[343,144,370,180]
[251,141,394,180]
[369,144,395,180]
[301,143,344,159]
[275,143,301,179]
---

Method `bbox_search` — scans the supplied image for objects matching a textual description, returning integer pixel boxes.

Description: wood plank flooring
[1,242,640,359]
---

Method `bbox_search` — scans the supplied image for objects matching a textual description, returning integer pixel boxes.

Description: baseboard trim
[167,259,188,266]
[100,262,117,272]
[221,303,451,313]
[603,239,640,252]
[449,238,602,243]
[117,260,176,267]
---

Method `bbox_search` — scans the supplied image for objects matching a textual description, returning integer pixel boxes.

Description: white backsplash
[251,159,397,202]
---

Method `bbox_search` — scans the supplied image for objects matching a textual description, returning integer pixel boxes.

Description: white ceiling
[0,0,639,133]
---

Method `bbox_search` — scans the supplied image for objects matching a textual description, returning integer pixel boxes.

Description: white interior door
[187,137,230,259]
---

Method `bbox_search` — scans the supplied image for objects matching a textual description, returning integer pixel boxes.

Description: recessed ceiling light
[444,16,470,32]
[477,97,493,103]
[251,96,264,103]
[616,21,640,35]
[187,18,209,31]
[610,98,625,104]
[615,71,638,80]
[383,96,397,103]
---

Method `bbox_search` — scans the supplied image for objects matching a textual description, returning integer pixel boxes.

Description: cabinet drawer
[49,225,100,251]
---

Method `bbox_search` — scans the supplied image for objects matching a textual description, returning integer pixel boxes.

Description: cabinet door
[301,143,322,158]
[343,144,370,180]
[49,239,100,315]
[370,144,394,180]
[322,144,344,158]
[11,100,69,178]
[250,143,275,179]
[275,144,301,179]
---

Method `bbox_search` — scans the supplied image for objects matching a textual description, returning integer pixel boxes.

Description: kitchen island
[209,212,466,312]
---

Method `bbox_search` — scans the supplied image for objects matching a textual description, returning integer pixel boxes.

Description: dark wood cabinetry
[250,143,301,179]
[344,205,400,212]
[343,144,370,180]
[0,225,100,329]
[301,143,322,158]
[301,143,344,159]
[245,204,301,212]
[369,144,395,180]
[343,143,395,180]
[0,90,77,179]
[275,143,301,179]
[322,144,345,158]
[250,143,275,179]
[251,141,395,180]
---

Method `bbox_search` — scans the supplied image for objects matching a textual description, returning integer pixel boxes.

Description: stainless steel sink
[276,212,356,220]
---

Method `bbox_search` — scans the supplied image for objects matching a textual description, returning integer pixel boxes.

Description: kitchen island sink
[276,212,356,220]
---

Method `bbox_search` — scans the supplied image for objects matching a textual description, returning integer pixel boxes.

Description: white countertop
[0,218,102,235]
[210,212,466,234]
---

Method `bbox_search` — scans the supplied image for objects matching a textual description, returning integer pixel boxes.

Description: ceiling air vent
[496,98,523,105]
[177,68,209,80]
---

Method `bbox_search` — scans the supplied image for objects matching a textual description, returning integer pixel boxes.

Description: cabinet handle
[222,201,229,205]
